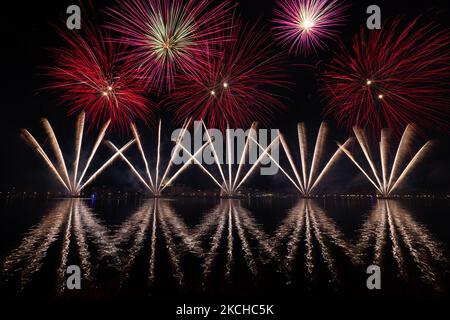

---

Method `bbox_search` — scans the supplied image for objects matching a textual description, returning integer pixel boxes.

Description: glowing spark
[273,0,347,55]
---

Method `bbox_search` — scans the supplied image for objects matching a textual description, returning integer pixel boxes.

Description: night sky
[0,0,449,194]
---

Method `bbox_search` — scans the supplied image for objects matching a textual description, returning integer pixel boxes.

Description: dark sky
[0,0,449,194]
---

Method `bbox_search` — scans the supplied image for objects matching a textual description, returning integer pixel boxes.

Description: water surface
[0,197,449,300]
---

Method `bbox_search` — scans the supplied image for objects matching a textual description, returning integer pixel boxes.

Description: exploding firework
[199,122,281,196]
[107,0,232,92]
[273,0,347,55]
[107,120,212,196]
[48,25,152,131]
[338,125,433,197]
[169,21,289,129]
[321,19,450,136]
[21,113,135,196]
[268,122,350,196]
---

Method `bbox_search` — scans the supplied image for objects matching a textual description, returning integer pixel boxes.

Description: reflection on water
[0,198,448,298]
[273,200,359,285]
[1,199,118,292]
[356,200,448,291]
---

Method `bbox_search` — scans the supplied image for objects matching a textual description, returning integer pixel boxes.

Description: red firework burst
[168,20,290,129]
[47,25,153,131]
[273,0,347,55]
[106,0,233,93]
[321,18,450,137]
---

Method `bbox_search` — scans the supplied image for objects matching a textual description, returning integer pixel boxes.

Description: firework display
[4,0,450,306]
[108,119,214,196]
[277,122,350,196]
[107,0,233,92]
[273,0,347,55]
[338,125,433,197]
[321,19,450,137]
[20,2,448,198]
[169,20,289,129]
[48,25,152,131]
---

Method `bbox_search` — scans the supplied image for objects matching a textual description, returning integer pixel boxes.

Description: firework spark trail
[338,143,384,194]
[41,119,72,189]
[202,122,228,190]
[107,141,153,191]
[235,136,282,191]
[226,127,233,191]
[115,121,212,195]
[189,124,281,195]
[176,143,226,191]
[160,139,213,192]
[159,119,193,185]
[155,120,162,190]
[387,124,415,190]
[76,119,111,191]
[280,123,344,195]
[21,130,70,192]
[353,126,383,191]
[389,141,434,194]
[232,123,258,191]
[380,129,390,194]
[78,140,135,192]
[131,124,155,191]
[280,134,306,193]
[298,123,309,187]
[247,135,303,193]
[22,113,121,195]
[307,122,328,190]
[309,138,351,193]
[338,125,433,197]
[72,113,85,187]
